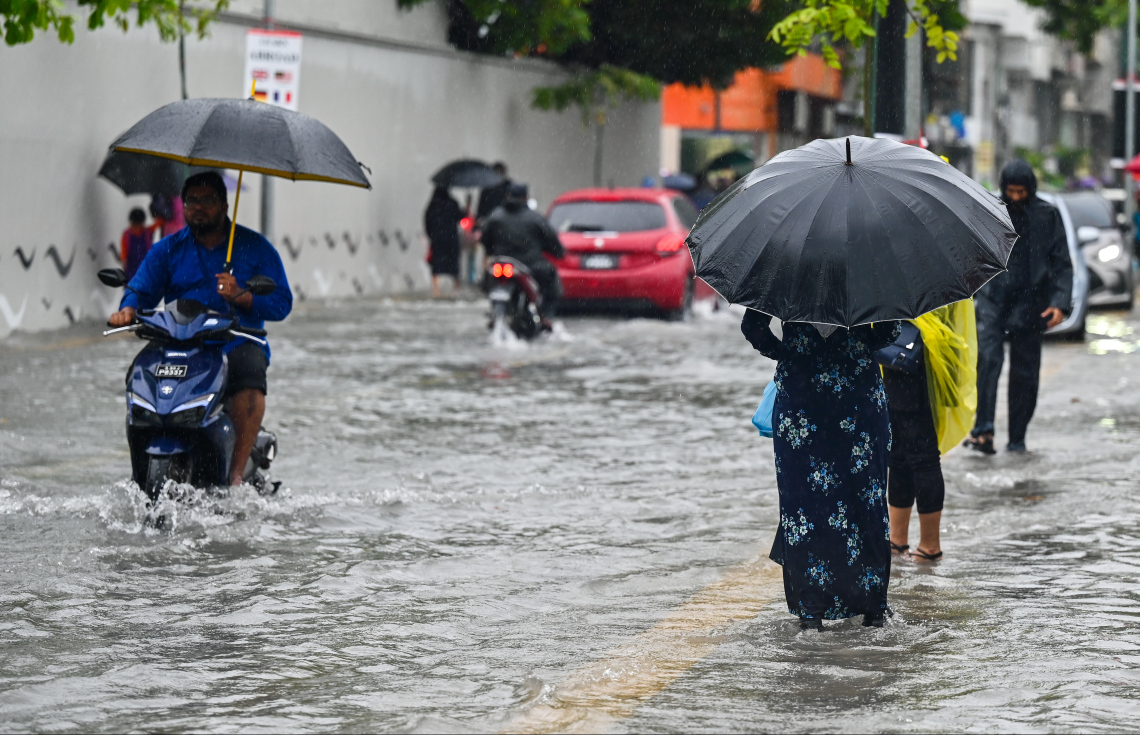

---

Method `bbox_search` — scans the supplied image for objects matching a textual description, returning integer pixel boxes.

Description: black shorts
[226,342,268,398]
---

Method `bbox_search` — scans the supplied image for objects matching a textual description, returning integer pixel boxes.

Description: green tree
[1017,0,1125,55]
[768,0,964,136]
[1,0,228,46]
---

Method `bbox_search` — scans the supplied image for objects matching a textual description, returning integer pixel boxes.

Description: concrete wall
[0,1,661,338]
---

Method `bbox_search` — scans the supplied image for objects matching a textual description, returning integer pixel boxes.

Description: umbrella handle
[225,169,243,271]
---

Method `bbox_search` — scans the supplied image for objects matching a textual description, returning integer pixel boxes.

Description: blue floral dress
[742,313,901,620]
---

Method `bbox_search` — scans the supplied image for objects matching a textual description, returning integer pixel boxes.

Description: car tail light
[656,233,685,256]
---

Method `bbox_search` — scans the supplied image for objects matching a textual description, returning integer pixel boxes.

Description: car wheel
[665,277,694,322]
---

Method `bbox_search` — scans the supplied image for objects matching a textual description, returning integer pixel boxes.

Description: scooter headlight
[169,394,216,428]
[129,392,162,427]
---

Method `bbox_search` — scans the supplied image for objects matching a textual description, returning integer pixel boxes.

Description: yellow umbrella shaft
[226,169,243,269]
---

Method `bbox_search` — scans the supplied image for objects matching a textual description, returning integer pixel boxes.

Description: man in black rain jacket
[966,159,1073,454]
[481,183,565,316]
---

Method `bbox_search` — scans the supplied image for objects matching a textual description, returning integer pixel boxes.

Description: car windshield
[549,201,668,233]
[1062,195,1114,229]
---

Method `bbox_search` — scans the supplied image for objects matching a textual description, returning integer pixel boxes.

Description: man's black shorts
[226,342,268,398]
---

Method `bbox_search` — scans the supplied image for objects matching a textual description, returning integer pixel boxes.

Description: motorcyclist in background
[481,183,565,320]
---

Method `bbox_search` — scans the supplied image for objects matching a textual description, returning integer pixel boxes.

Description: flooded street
[2,299,1140,733]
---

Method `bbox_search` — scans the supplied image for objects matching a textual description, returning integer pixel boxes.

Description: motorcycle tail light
[460,217,474,232]
[503,263,514,278]
[656,233,685,256]
[492,263,503,277]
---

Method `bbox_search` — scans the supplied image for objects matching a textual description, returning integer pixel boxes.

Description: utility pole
[178,0,188,100]
[1127,0,1137,225]
[261,0,276,244]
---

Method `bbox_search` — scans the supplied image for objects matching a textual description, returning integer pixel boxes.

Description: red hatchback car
[546,188,714,318]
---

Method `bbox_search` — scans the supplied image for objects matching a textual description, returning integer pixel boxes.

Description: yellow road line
[505,552,783,734]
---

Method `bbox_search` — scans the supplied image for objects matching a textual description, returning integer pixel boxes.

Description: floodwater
[1,298,1139,733]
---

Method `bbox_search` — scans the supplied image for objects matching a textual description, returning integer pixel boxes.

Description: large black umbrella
[108,96,370,267]
[431,159,503,188]
[686,136,1017,327]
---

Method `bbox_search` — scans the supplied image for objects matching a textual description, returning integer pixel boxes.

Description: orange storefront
[662,54,843,160]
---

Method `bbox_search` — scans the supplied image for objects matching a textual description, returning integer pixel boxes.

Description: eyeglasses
[183,195,222,209]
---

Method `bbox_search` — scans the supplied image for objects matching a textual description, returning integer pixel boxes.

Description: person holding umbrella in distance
[687,137,1017,629]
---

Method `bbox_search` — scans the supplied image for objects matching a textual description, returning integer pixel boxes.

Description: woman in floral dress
[742,310,901,629]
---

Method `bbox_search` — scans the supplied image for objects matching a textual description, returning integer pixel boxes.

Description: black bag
[875,321,924,373]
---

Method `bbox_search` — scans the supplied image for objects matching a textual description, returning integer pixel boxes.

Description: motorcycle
[483,256,547,340]
[98,268,280,501]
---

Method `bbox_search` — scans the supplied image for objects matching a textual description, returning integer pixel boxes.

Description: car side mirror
[245,275,277,296]
[98,268,128,288]
[1077,225,1101,245]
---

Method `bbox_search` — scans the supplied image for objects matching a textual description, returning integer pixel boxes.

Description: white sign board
[244,29,302,111]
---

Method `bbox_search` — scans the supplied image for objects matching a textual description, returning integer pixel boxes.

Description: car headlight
[1097,244,1122,263]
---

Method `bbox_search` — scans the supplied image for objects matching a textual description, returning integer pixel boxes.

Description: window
[548,201,668,233]
[1062,195,1114,229]
[671,197,699,230]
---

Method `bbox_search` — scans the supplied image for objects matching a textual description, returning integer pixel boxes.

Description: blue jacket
[120,224,293,361]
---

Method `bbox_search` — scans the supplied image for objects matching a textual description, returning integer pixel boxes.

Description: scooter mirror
[245,275,277,296]
[98,268,128,288]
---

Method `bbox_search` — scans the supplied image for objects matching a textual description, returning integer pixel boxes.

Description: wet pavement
[1,298,1139,733]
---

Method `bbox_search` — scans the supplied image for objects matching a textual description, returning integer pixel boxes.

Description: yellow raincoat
[912,300,978,455]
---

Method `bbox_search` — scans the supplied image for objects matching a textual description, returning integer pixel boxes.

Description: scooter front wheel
[145,454,192,501]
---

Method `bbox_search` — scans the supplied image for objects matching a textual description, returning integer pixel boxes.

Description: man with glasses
[108,171,293,486]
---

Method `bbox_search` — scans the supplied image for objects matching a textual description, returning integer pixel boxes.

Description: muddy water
[1,299,1138,732]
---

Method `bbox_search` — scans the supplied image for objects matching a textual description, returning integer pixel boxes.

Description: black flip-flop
[909,548,943,562]
[890,541,909,554]
[963,434,996,455]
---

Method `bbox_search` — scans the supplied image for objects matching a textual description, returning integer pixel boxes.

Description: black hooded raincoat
[976,160,1073,332]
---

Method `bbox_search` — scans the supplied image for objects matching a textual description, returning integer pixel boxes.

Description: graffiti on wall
[0,228,430,339]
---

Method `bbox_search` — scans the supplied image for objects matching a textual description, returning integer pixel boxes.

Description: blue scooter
[99,268,280,501]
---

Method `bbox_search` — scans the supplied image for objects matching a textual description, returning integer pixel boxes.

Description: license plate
[154,364,188,378]
[581,254,618,270]
[489,288,511,302]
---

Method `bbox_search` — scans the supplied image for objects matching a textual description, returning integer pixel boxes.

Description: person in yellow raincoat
[882,301,978,562]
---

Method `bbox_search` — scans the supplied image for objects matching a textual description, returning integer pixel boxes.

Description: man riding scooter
[108,171,293,486]
[481,183,565,323]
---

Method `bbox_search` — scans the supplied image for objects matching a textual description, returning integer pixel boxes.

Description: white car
[1038,192,1090,339]
[1057,192,1134,310]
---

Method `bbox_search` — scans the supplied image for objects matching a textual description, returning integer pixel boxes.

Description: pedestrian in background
[424,185,463,298]
[120,207,155,281]
[150,192,185,239]
[477,161,511,220]
[742,311,900,629]
[965,160,1072,454]
[883,302,978,563]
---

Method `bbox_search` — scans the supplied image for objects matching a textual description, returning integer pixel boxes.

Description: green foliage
[1018,0,1124,55]
[396,0,592,56]
[2,0,229,46]
[532,64,660,126]
[769,0,961,70]
[554,0,796,89]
